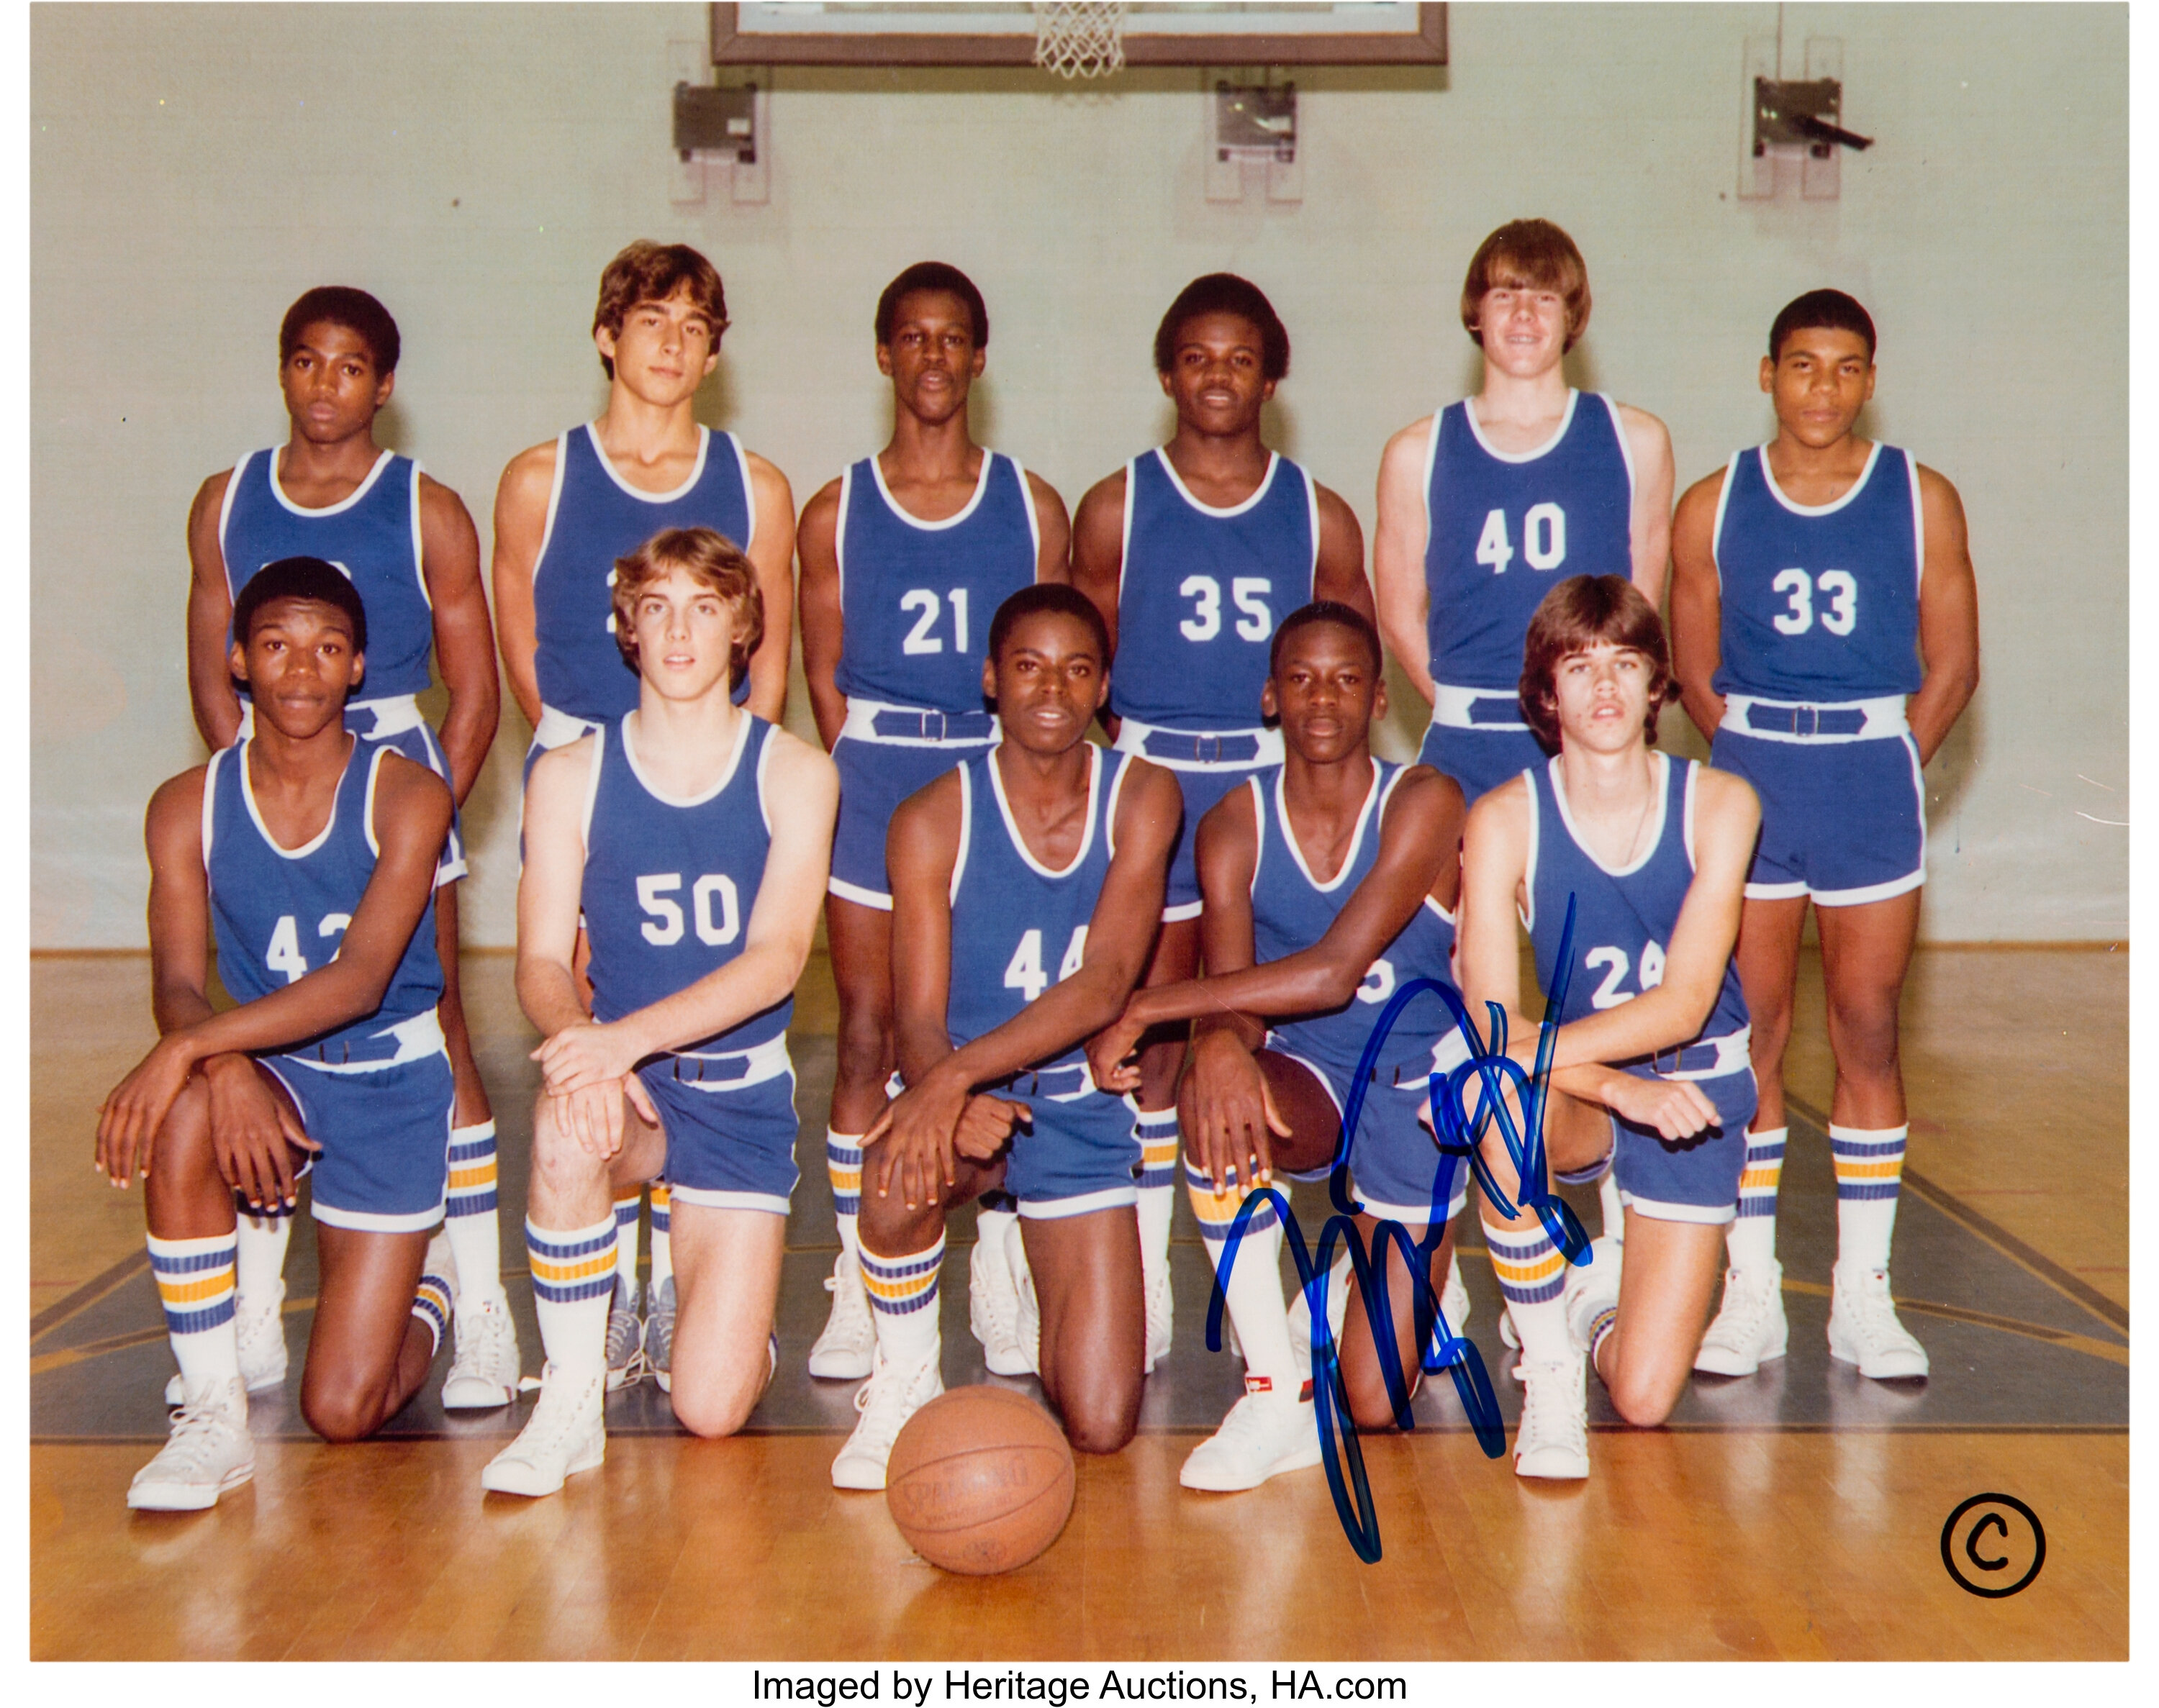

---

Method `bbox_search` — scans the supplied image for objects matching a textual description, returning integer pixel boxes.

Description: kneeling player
[833,585,1181,1490]
[486,528,836,1495]
[1455,576,1760,1479]
[98,558,458,1509]
[1090,602,1471,1491]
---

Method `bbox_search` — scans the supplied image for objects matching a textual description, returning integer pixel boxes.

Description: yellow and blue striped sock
[528,1214,617,1383]
[610,1192,643,1307]
[1485,1218,1572,1366]
[1184,1158,1294,1386]
[1728,1125,1786,1272]
[412,1268,453,1358]
[648,1181,673,1292]
[149,1230,240,1396]
[826,1128,864,1260]
[1832,1123,1907,1274]
[443,1119,504,1303]
[861,1235,944,1368]
[1135,1110,1179,1299]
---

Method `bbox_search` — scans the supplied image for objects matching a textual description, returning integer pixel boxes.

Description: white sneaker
[130,1376,255,1510]
[1564,1235,1623,1356]
[1513,1356,1590,1480]
[1499,1303,1519,1351]
[480,1362,606,1497]
[970,1221,1032,1377]
[1693,1261,1788,1376]
[646,1276,676,1394]
[605,1276,644,1393]
[1180,1377,1322,1492]
[164,1281,286,1406]
[830,1346,944,1491]
[808,1250,876,1380]
[1440,1253,1471,1340]
[1143,1264,1174,1375]
[1827,1265,1929,1379]
[443,1293,522,1409]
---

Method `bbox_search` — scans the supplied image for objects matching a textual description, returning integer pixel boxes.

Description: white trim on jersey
[868,447,996,532]
[1244,774,1267,899]
[1461,389,1580,466]
[754,716,777,837]
[200,748,225,873]
[1418,408,1444,558]
[1756,440,1884,518]
[407,460,433,612]
[1102,745,1135,860]
[1547,750,1670,880]
[949,760,974,906]
[1681,756,1699,872]
[1015,457,1044,566]
[239,736,351,860]
[727,430,759,555]
[1906,448,1927,596]
[1708,451,1742,601]
[361,742,393,858]
[1151,446,1282,519]
[833,460,854,607]
[576,726,605,858]
[1598,393,1639,504]
[268,445,397,518]
[986,742,1102,880]
[216,455,249,601]
[1518,766,1541,935]
[1300,461,1321,578]
[587,421,712,504]
[1276,758,1382,896]
[620,705,752,809]
[531,430,571,586]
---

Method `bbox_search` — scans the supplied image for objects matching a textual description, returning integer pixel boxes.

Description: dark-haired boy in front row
[1089,603,1471,1491]
[101,559,461,1509]
[486,530,835,1496]
[832,585,1181,1491]
[184,286,515,1411]
[1668,291,1979,1381]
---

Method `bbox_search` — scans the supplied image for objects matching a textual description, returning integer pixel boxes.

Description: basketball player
[1069,275,1370,1377]
[183,288,515,1409]
[492,242,798,1390]
[1454,576,1759,1478]
[795,263,1071,1384]
[1372,219,1674,1280]
[830,586,1180,1491]
[1668,291,1979,1381]
[1088,603,1470,1491]
[485,528,835,1496]
[102,559,460,1508]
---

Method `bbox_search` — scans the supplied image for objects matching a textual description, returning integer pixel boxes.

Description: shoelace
[151,1402,244,1469]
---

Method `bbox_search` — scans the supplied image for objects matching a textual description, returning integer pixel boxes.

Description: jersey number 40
[1005,926,1087,1003]
[1476,504,1567,575]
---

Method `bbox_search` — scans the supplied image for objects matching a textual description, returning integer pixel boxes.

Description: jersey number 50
[637,873,741,947]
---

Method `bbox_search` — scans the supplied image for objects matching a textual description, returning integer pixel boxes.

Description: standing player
[1069,275,1370,1374]
[492,242,798,1389]
[1455,576,1760,1478]
[1089,603,1470,1491]
[101,559,460,1508]
[1668,291,1979,1381]
[830,586,1181,1490]
[795,263,1071,1383]
[184,288,514,1409]
[485,528,835,1496]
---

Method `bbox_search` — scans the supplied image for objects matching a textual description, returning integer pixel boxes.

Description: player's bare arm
[1907,464,1980,763]
[741,452,797,724]
[795,478,848,750]
[1311,482,1374,623]
[1372,417,1437,704]
[417,473,499,799]
[185,470,243,749]
[1026,471,1074,586]
[490,438,559,731]
[1667,468,1730,742]
[1617,403,1676,609]
[1067,469,1127,660]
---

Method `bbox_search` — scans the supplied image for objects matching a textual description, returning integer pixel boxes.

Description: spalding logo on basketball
[884,1386,1076,1575]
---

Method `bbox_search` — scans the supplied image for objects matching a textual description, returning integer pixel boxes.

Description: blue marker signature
[1202,896,1592,1563]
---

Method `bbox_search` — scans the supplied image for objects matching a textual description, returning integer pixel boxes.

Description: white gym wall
[31,3,2126,947]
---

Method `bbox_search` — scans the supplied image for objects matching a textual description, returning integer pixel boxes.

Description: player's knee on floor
[1057,1386,1140,1457]
[666,1362,764,1440]
[299,1361,402,1444]
[1602,1353,1688,1430]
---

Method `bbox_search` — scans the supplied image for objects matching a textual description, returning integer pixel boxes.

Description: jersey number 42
[265,912,351,982]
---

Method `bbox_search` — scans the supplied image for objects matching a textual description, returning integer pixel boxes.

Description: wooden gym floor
[29,946,2128,1661]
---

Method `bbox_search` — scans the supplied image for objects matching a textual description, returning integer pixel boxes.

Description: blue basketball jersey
[203,737,443,1057]
[947,745,1136,1068]
[579,712,790,1053]
[1524,753,1747,1048]
[1424,391,1635,691]
[219,448,434,700]
[1248,760,1459,1084]
[833,450,1038,712]
[1711,442,1924,701]
[531,424,756,721]
[1110,449,1318,730]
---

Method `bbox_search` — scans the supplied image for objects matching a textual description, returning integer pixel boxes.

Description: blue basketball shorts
[1607,1060,1758,1225]
[1142,763,1264,920]
[261,1044,454,1234]
[994,1069,1143,1219]
[635,1044,801,1217]
[1711,725,1926,906]
[1416,720,1550,809]
[1271,1025,1474,1227]
[828,733,987,909]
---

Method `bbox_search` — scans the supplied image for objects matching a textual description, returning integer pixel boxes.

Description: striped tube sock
[861,1236,945,1369]
[826,1129,864,1261]
[527,1215,618,1384]
[1727,1126,1787,1273]
[610,1192,643,1307]
[444,1120,504,1301]
[1184,1158,1295,1388]
[148,1231,241,1396]
[234,1208,292,1313]
[1134,1109,1179,1296]
[412,1268,453,1358]
[1584,1302,1620,1378]
[1484,1218,1572,1366]
[648,1181,673,1293]
[1832,1123,1908,1275]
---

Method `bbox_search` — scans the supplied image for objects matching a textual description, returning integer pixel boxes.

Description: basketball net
[1033,1,1128,80]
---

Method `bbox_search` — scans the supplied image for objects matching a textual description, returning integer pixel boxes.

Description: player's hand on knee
[533,1018,640,1096]
[1187,1034,1280,1194]
[1606,1076,1719,1143]
[624,1071,661,1132]
[94,1036,196,1188]
[552,1079,628,1159]
[204,1054,315,1210]
[866,1072,967,1209]
[953,1094,1023,1162]
[1085,1010,1147,1094]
